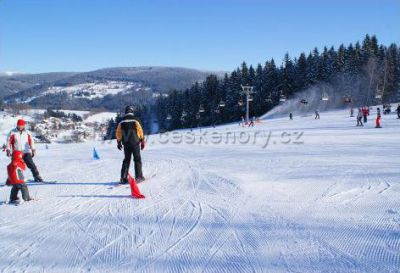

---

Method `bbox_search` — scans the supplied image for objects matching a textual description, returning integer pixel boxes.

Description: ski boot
[136,177,146,184]
[9,198,21,205]
[34,176,44,182]
[119,178,129,185]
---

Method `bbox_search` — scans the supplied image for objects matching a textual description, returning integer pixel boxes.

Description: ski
[7,199,38,206]
[27,180,57,184]
[113,173,156,187]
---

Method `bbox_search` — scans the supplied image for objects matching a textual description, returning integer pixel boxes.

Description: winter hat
[125,105,134,114]
[17,119,26,127]
[12,150,26,169]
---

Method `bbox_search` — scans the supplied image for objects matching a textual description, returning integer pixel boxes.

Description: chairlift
[166,114,172,120]
[214,108,220,114]
[344,95,352,104]
[199,105,205,113]
[321,93,329,101]
[238,99,244,106]
[265,95,273,103]
[279,94,287,102]
[300,99,308,105]
[219,100,226,107]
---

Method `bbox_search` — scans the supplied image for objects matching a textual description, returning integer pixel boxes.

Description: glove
[32,149,36,158]
[117,141,122,151]
[6,149,11,157]
[140,140,145,150]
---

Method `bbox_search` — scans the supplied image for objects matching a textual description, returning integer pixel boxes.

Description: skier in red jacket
[6,119,43,182]
[6,150,32,204]
[362,107,368,123]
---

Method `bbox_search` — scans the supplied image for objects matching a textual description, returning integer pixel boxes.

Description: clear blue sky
[0,0,399,73]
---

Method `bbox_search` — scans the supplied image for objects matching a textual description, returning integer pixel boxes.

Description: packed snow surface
[0,108,399,272]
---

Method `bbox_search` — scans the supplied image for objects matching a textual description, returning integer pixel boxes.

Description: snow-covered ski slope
[1,108,399,273]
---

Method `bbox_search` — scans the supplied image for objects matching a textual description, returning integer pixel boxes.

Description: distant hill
[0,67,224,110]
[0,72,77,98]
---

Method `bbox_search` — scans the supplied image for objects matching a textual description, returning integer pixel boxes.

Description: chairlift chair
[300,99,308,105]
[344,95,352,104]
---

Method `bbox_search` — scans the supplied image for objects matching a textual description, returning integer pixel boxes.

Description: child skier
[6,150,32,204]
[357,108,363,126]
[315,110,320,119]
[376,107,382,128]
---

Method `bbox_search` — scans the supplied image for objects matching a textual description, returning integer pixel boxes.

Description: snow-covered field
[85,112,117,123]
[0,108,399,272]
[42,81,141,100]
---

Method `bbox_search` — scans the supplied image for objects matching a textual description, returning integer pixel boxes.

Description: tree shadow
[26,181,118,187]
[58,194,132,199]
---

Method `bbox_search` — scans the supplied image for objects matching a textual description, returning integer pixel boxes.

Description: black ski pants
[23,153,40,179]
[121,144,143,180]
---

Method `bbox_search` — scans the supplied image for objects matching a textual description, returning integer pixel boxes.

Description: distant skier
[397,104,400,119]
[315,110,320,119]
[116,106,146,184]
[248,116,255,127]
[350,107,354,117]
[239,116,245,127]
[375,107,382,128]
[357,108,363,126]
[6,150,33,205]
[6,119,43,182]
[362,107,368,123]
[289,113,293,120]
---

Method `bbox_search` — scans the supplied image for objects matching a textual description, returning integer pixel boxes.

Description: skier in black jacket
[397,104,400,119]
[116,106,146,184]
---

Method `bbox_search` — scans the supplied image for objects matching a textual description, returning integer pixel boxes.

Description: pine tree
[156,35,400,131]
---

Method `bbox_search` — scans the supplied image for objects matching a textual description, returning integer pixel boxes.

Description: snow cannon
[128,174,145,199]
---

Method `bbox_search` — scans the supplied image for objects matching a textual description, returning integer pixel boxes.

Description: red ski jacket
[6,151,26,186]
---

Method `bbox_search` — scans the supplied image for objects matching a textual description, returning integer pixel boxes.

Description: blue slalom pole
[93,148,100,160]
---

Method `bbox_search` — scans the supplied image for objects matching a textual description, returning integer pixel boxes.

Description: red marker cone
[128,174,145,199]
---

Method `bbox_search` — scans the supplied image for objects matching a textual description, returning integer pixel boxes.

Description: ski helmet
[12,150,24,162]
[125,105,134,114]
